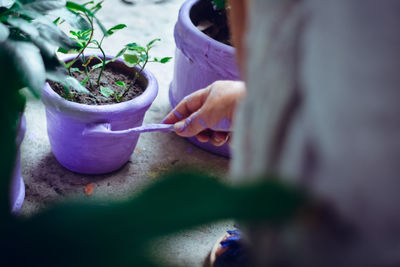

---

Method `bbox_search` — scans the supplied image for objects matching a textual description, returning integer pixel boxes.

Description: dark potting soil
[191,0,231,46]
[50,62,145,105]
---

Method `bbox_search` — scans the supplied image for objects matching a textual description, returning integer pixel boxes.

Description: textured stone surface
[20,0,231,265]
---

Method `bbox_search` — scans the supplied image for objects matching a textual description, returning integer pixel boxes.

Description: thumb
[174,112,207,137]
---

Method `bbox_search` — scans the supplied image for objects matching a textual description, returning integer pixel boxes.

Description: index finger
[162,87,210,124]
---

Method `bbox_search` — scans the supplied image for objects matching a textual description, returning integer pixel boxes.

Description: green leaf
[50,8,91,30]
[20,0,67,12]
[11,14,79,57]
[75,39,85,48]
[66,1,92,14]
[3,40,46,96]
[106,24,126,35]
[63,59,75,69]
[90,0,103,14]
[100,86,113,98]
[82,0,94,6]
[57,41,80,54]
[53,16,61,24]
[90,63,101,69]
[159,57,172,63]
[47,70,90,94]
[7,17,40,38]
[70,67,82,73]
[12,7,42,20]
[65,76,89,94]
[57,47,69,54]
[41,51,67,76]
[114,94,123,102]
[125,43,146,53]
[9,13,77,53]
[0,22,10,42]
[66,1,108,36]
[123,50,140,67]
[146,38,160,48]
[91,59,110,70]
[80,75,89,85]
[125,42,138,48]
[31,36,58,58]
[76,29,91,40]
[32,20,78,52]
[69,30,78,36]
[115,81,126,88]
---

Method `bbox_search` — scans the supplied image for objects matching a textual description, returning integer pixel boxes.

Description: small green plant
[57,1,111,88]
[118,38,172,84]
[99,81,126,102]
[114,81,127,102]
[59,1,171,103]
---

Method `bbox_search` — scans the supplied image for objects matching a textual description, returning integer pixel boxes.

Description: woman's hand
[163,80,246,146]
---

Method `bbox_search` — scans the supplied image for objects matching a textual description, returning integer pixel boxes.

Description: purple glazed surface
[11,114,26,214]
[42,55,158,174]
[169,0,240,157]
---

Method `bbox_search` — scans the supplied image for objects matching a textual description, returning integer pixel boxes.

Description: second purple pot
[42,55,158,174]
[169,0,240,157]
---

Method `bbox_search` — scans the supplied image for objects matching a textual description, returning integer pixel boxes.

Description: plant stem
[81,54,93,89]
[68,15,94,73]
[120,85,129,99]
[139,49,149,76]
[132,69,139,85]
[132,48,149,86]
[96,43,106,85]
[99,35,105,47]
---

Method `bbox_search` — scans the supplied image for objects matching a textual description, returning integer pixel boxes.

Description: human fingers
[174,110,211,137]
[195,130,212,143]
[162,88,210,124]
[210,131,229,146]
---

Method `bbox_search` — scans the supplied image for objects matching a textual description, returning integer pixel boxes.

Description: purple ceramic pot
[169,0,240,157]
[42,55,158,174]
[11,114,26,214]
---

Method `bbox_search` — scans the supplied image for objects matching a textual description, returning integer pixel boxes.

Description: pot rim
[42,54,158,116]
[179,0,234,53]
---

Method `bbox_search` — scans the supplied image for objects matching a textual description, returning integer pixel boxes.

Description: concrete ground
[20,0,232,266]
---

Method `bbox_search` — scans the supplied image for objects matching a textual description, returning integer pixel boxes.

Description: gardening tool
[83,123,174,137]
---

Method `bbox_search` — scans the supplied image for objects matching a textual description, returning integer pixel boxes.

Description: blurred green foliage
[1,171,306,266]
